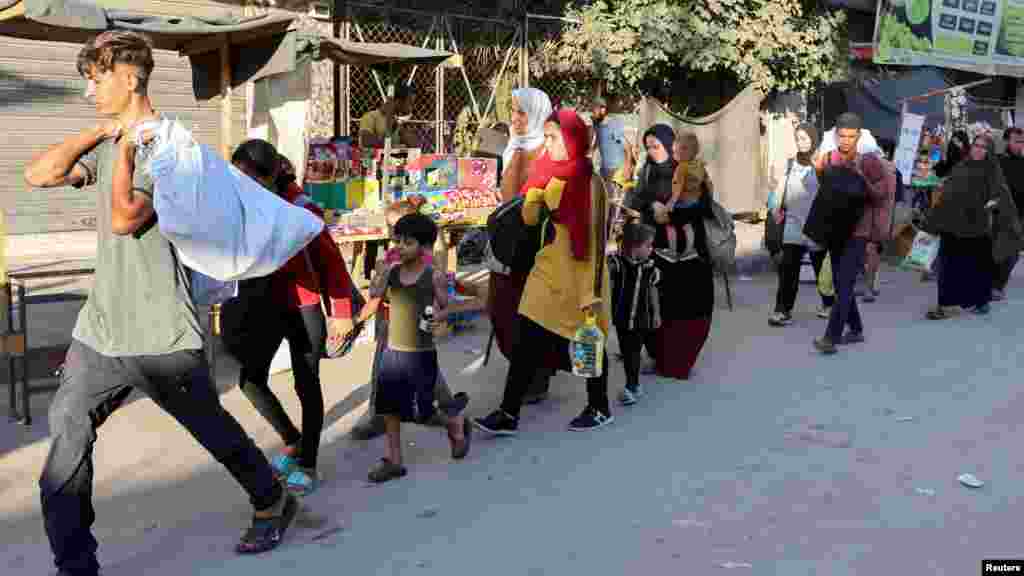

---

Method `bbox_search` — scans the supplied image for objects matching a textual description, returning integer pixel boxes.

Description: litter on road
[958,473,985,488]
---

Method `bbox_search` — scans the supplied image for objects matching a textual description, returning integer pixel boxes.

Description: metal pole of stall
[219,38,233,160]
[333,2,343,137]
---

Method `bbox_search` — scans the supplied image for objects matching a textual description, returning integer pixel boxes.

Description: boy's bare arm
[110,136,155,235]
[357,261,392,323]
[24,122,119,188]
[432,270,449,312]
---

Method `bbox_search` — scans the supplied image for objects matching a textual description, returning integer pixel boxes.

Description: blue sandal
[270,453,297,481]
[285,468,320,496]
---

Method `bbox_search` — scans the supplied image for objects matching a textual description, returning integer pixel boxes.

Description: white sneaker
[816,306,832,319]
[769,312,793,326]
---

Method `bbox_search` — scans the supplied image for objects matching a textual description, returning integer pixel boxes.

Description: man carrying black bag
[805,113,889,354]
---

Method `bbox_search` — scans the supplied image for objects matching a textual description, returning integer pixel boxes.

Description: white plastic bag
[145,119,323,281]
[901,230,941,272]
[190,270,237,306]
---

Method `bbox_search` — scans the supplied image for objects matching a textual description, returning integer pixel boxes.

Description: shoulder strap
[781,159,795,211]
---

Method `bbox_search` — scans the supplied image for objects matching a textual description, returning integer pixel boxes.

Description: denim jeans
[40,340,281,576]
[826,238,868,342]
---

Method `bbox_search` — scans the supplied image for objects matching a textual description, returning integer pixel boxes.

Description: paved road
[3,264,1023,575]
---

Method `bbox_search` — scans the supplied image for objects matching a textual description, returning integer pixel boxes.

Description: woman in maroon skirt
[631,130,714,379]
[486,87,553,402]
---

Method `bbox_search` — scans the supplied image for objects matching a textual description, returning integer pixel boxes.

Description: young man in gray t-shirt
[24,31,296,575]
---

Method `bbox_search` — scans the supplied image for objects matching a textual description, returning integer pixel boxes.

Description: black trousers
[41,340,281,576]
[500,315,610,418]
[616,326,648,390]
[774,245,834,314]
[994,253,1019,292]
[230,305,326,470]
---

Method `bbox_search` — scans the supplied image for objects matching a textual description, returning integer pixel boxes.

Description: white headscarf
[502,87,553,170]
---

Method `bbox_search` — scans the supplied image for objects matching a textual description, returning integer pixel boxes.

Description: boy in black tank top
[369,214,471,483]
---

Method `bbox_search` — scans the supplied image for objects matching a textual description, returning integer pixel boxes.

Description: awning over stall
[0,0,294,52]
[193,30,453,100]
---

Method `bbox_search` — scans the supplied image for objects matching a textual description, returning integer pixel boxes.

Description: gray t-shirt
[72,132,203,356]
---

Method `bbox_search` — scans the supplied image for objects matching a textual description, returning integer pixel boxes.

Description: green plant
[549,0,847,116]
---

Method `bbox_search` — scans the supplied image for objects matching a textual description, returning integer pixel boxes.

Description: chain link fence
[346,5,438,151]
[304,7,580,153]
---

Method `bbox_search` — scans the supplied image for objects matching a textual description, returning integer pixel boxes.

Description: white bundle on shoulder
[817,127,883,157]
[143,118,323,281]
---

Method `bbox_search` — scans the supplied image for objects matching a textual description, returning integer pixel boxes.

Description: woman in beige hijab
[486,88,554,404]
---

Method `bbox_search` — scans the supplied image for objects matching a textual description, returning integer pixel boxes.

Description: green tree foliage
[547,0,848,115]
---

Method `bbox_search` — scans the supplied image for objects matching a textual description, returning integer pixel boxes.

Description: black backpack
[804,163,868,249]
[486,197,552,274]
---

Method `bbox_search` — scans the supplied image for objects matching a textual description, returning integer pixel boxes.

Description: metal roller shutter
[0,29,246,234]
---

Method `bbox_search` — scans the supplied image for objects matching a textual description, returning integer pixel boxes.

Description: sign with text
[874,0,1024,77]
[895,112,927,185]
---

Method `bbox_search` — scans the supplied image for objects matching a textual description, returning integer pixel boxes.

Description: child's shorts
[374,348,439,424]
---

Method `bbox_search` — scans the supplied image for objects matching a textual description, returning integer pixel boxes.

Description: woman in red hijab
[475,108,613,434]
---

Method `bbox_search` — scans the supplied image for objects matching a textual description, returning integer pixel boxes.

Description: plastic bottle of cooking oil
[570,312,604,378]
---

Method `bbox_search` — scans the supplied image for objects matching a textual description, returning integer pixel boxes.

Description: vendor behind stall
[355,84,419,282]
[358,84,420,149]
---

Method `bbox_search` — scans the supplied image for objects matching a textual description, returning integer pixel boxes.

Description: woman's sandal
[270,452,297,481]
[285,468,320,497]
[368,458,408,483]
[236,492,299,555]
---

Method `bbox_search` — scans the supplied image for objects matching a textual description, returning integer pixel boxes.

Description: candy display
[304,141,497,242]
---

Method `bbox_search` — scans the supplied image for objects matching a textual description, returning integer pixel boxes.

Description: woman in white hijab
[499,87,553,202]
[489,87,554,404]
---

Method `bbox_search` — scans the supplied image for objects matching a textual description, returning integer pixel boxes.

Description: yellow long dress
[517,176,611,341]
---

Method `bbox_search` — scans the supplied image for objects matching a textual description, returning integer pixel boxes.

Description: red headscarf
[520,108,593,260]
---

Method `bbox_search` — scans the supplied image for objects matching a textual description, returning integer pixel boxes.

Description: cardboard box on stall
[894,222,918,260]
[411,154,458,193]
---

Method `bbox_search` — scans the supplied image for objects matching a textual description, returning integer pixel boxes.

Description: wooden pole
[0,207,6,332]
[520,13,529,88]
[899,78,993,104]
[220,39,233,159]
[0,207,6,287]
